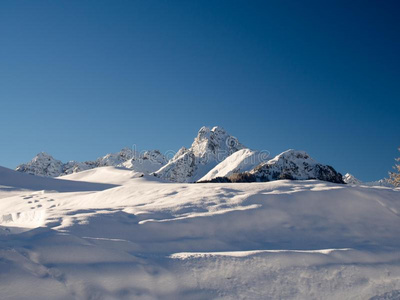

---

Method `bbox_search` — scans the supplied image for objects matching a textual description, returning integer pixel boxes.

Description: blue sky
[0,0,399,181]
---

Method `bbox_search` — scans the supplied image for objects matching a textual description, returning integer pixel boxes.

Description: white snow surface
[199,148,269,181]
[154,126,245,182]
[1,165,400,299]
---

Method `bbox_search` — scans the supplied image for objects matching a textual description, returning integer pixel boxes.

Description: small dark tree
[389,147,400,187]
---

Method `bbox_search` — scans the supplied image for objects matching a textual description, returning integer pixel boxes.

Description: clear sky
[0,0,399,181]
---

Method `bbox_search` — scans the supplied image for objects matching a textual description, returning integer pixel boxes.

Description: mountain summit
[16,152,65,177]
[154,126,245,182]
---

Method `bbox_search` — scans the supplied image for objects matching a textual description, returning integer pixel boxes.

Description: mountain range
[15,126,391,186]
[16,148,167,177]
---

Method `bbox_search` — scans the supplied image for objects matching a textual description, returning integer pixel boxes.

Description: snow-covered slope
[198,148,268,182]
[60,166,149,185]
[16,148,167,177]
[154,126,245,182]
[0,166,400,299]
[0,165,116,194]
[248,149,344,183]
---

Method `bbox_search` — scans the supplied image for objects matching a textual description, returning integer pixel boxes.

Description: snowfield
[1,165,400,299]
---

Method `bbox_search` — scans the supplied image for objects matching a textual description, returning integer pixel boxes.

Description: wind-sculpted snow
[154,126,245,182]
[1,166,400,299]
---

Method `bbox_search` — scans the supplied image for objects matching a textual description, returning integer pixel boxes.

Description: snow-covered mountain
[203,149,344,184]
[249,150,344,183]
[343,173,393,187]
[153,126,245,182]
[198,148,269,182]
[16,126,366,186]
[15,152,65,177]
[16,148,167,177]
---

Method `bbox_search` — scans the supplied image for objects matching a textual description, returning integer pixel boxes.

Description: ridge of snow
[198,148,269,182]
[154,126,245,182]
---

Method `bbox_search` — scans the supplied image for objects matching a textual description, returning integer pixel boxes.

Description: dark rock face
[313,165,344,184]
[251,162,344,184]
[198,176,233,183]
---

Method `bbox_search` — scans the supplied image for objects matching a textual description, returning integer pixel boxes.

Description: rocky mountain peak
[191,126,244,159]
[154,126,245,182]
[16,152,63,177]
